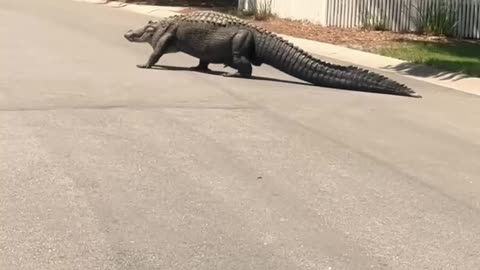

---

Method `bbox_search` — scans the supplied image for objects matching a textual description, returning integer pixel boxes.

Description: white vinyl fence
[238,0,480,39]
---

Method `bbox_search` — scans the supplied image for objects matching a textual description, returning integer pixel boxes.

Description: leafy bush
[361,13,388,31]
[253,0,273,21]
[241,0,273,21]
[412,0,459,37]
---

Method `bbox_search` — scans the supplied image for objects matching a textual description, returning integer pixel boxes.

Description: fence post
[320,0,328,26]
[238,0,244,10]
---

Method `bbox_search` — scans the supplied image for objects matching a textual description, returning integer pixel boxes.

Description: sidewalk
[77,0,480,97]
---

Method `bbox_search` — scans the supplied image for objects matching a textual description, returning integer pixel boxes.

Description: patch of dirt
[176,6,237,13]
[251,18,453,52]
[118,0,236,7]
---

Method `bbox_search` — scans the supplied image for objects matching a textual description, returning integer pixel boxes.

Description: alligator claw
[188,66,212,73]
[222,72,242,78]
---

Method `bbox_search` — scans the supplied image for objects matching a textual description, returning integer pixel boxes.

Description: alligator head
[124,20,159,44]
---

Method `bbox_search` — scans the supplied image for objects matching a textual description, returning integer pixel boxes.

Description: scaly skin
[124,11,421,98]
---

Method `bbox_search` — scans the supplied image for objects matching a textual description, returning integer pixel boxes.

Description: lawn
[377,41,480,77]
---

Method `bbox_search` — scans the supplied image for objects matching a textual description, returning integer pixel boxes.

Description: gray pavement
[1,0,480,269]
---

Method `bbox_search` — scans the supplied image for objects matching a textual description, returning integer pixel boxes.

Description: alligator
[124,10,421,98]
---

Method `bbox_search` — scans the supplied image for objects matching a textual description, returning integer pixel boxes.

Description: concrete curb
[75,0,479,97]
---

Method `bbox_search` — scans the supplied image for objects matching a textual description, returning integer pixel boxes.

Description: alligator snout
[124,30,134,41]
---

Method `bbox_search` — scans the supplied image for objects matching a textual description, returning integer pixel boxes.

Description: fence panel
[327,0,410,30]
[241,0,480,39]
[240,0,480,38]
[325,0,480,38]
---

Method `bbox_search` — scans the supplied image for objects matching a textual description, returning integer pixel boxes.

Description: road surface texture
[1,0,479,269]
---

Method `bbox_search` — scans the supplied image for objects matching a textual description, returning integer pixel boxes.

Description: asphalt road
[1,0,480,269]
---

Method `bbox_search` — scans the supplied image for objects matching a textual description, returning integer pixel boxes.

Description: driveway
[1,0,479,269]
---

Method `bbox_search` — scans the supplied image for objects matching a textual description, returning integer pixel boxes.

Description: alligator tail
[253,33,421,98]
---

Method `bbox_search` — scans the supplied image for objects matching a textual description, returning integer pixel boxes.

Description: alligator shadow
[151,64,313,87]
[150,65,421,97]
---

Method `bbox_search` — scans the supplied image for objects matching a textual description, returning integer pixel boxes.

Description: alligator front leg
[137,32,174,69]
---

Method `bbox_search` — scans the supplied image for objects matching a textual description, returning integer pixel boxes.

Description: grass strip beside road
[377,41,480,77]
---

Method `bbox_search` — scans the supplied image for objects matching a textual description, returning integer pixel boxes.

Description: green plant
[411,0,459,37]
[377,41,480,77]
[220,7,254,18]
[361,13,388,31]
[245,0,273,21]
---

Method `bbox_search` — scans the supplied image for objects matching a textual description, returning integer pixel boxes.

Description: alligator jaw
[124,30,134,41]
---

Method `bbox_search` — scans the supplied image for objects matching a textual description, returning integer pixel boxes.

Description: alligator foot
[188,60,212,73]
[222,71,253,79]
[136,64,151,69]
[222,72,244,78]
[188,65,212,73]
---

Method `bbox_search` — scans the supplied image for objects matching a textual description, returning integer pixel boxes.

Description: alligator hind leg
[222,29,254,78]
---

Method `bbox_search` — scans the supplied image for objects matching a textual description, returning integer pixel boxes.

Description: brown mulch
[251,18,451,51]
[121,0,236,7]
[176,8,455,52]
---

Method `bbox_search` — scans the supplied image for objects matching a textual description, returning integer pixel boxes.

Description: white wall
[239,0,328,25]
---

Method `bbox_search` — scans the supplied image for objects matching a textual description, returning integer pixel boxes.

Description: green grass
[377,41,480,77]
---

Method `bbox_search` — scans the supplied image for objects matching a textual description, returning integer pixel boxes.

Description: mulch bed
[119,0,236,7]
[251,18,450,52]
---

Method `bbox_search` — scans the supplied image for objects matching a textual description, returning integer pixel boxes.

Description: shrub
[412,0,459,37]
[241,0,273,21]
[253,0,273,21]
[361,13,389,31]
